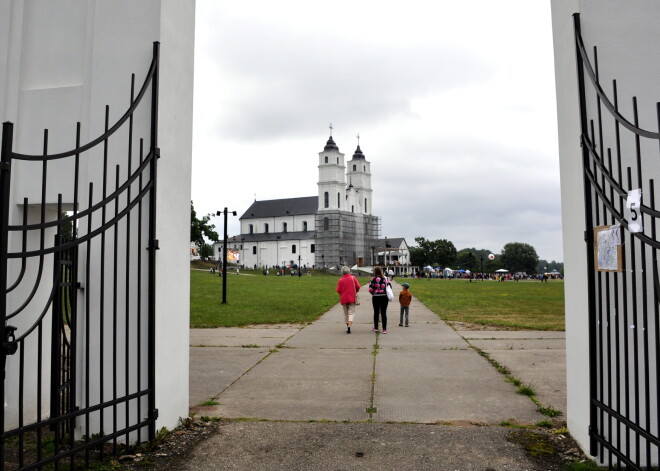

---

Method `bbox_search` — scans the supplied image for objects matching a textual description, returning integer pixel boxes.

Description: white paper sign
[597,225,621,271]
[626,188,643,233]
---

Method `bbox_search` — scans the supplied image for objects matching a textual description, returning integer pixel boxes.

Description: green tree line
[409,237,563,274]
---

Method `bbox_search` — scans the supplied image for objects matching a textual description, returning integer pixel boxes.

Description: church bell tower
[317,125,346,211]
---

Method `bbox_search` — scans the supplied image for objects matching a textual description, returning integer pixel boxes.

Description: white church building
[222,133,392,270]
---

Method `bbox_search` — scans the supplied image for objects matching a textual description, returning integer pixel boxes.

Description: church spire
[323,123,339,151]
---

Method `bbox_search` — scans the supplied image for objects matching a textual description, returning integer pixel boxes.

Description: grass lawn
[189,268,565,330]
[190,269,343,327]
[404,278,565,331]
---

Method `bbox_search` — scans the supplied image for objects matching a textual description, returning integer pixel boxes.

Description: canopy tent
[495,269,509,273]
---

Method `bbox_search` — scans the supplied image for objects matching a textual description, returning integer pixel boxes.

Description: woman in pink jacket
[336,266,361,334]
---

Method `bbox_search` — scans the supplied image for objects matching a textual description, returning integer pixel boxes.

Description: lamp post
[240,237,245,271]
[217,208,237,304]
[298,254,302,277]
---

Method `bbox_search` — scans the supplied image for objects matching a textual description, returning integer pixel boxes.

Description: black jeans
[372,295,389,330]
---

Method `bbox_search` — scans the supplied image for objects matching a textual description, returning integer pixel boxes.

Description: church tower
[346,135,373,215]
[317,127,346,211]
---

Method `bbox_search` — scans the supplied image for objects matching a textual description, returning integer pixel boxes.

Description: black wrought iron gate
[575,15,660,470]
[0,42,160,470]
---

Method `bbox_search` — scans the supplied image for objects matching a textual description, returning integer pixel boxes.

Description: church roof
[240,196,318,220]
[351,145,366,160]
[323,135,339,151]
[227,231,317,243]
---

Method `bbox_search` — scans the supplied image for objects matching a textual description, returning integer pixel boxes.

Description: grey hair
[341,266,351,275]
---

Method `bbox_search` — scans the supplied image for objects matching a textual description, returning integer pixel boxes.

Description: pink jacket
[336,274,360,305]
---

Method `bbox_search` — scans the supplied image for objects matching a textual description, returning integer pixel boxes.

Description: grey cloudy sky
[191,0,564,262]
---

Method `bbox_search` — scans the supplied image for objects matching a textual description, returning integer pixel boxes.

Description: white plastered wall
[0,0,194,436]
[551,0,660,457]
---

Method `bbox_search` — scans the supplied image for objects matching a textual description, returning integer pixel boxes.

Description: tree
[500,242,539,273]
[537,259,564,274]
[411,237,457,267]
[455,250,478,272]
[191,201,219,250]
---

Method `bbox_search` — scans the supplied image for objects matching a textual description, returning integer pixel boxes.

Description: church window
[351,205,354,213]
[353,164,356,171]
[264,223,269,233]
[283,222,287,232]
[292,244,297,254]
[364,198,368,212]
[252,246,257,255]
[336,157,339,164]
[363,165,366,172]
[324,156,328,163]
[323,217,329,231]
[249,224,253,234]
[324,192,329,208]
[337,193,341,208]
[303,221,308,231]
[311,244,315,253]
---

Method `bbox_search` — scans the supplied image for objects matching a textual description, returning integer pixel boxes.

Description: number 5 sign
[626,188,643,233]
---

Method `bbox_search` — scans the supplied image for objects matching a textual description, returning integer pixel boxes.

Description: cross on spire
[356,133,360,145]
[329,123,333,136]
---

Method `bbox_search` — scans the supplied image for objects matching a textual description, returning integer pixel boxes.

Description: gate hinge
[153,408,159,420]
[3,325,18,355]
[147,239,160,251]
[0,161,9,171]
[154,147,160,159]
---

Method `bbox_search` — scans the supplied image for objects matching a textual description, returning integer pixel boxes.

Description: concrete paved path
[189,283,566,424]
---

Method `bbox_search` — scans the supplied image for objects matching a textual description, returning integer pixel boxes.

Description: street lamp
[217,208,237,304]
[298,254,302,277]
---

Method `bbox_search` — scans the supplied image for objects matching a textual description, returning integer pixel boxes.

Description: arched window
[323,217,329,230]
[324,156,328,163]
[283,222,287,232]
[249,224,253,234]
[336,157,339,164]
[353,164,356,171]
[264,223,269,233]
[324,192,329,208]
[303,221,308,231]
[311,244,315,253]
[252,246,257,254]
[363,165,366,172]
[292,244,296,254]
[364,198,368,213]
[351,205,354,213]
[337,192,341,208]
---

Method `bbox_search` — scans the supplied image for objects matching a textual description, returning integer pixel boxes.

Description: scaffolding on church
[314,211,381,269]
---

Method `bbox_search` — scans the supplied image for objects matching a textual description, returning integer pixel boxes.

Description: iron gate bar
[1,42,160,470]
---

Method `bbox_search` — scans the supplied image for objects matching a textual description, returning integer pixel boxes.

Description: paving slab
[486,349,567,416]
[204,348,373,421]
[374,348,543,423]
[190,326,301,347]
[469,338,566,351]
[189,347,269,406]
[460,330,566,340]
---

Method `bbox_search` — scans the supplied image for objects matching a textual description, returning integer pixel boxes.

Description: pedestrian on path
[368,266,390,333]
[399,282,412,327]
[336,266,361,334]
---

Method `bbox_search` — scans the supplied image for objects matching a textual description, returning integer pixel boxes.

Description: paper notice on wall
[595,225,622,272]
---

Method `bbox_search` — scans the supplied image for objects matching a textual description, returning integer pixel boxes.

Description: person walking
[368,266,390,334]
[336,266,361,334]
[399,282,412,327]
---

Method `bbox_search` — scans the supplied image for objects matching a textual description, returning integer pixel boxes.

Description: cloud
[198,17,494,142]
